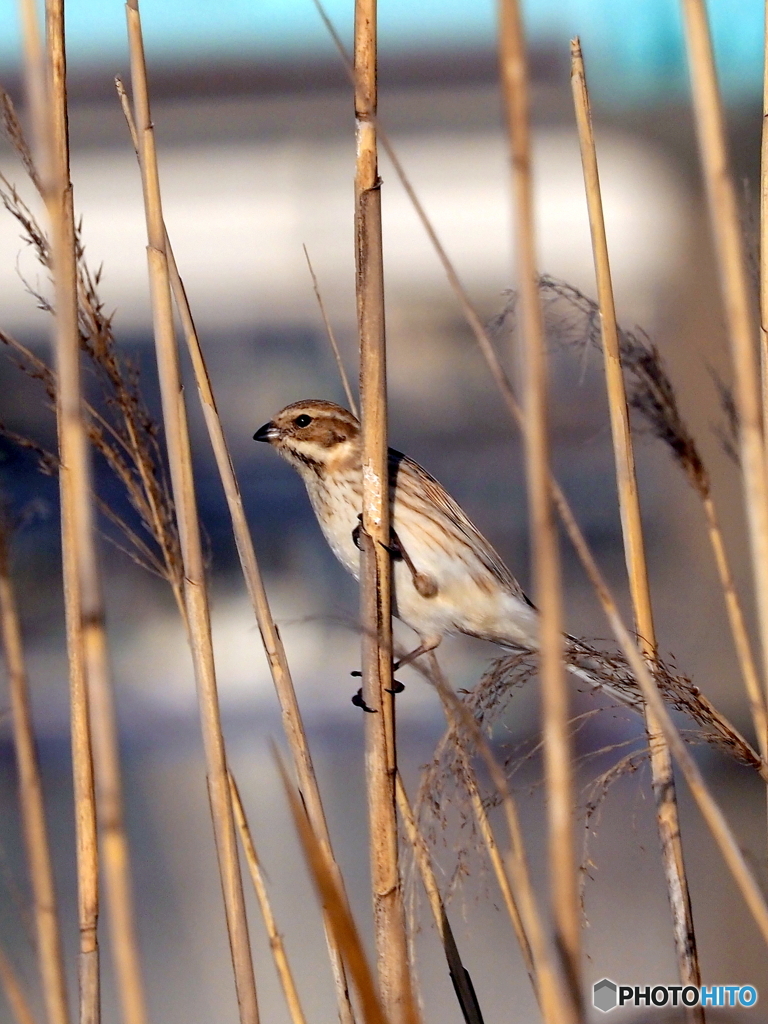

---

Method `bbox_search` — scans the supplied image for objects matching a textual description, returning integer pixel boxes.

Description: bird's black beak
[253,421,279,443]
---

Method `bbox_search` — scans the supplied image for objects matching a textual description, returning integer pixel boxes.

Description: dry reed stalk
[60,468,101,1024]
[124,3,259,1021]
[701,494,768,757]
[275,751,390,1024]
[679,0,768,731]
[353,2,416,1022]
[395,773,487,1024]
[425,655,575,1024]
[44,4,101,1020]
[448,754,538,1003]
[228,774,308,1024]
[113,77,357,1024]
[314,0,768,946]
[570,39,702,1015]
[497,1,580,1011]
[20,2,148,1023]
[0,946,39,1024]
[0,524,69,1024]
[411,662,538,1003]
[303,245,359,416]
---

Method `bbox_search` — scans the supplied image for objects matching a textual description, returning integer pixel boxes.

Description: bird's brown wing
[389,449,531,604]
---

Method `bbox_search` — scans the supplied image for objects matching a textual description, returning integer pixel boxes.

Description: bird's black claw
[352,514,367,551]
[350,669,362,677]
[352,688,377,713]
[386,680,405,694]
[382,528,404,560]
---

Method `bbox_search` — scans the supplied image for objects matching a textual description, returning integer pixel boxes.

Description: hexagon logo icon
[593,978,618,1013]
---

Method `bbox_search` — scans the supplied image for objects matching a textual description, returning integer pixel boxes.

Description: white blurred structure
[0,120,686,333]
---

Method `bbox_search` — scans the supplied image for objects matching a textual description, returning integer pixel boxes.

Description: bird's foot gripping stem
[350,672,405,711]
[351,688,377,713]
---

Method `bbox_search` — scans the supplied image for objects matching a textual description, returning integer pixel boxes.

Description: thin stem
[302,244,358,417]
[701,495,768,760]
[679,0,768,739]
[0,525,70,1024]
[570,38,702,1016]
[353,2,416,1022]
[425,654,574,1024]
[498,2,580,1013]
[447,756,538,1004]
[395,773,487,1024]
[43,8,101,1019]
[229,773,308,1024]
[125,4,259,1021]
[276,752,390,1024]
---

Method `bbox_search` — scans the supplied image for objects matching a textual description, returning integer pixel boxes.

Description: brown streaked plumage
[254,399,540,665]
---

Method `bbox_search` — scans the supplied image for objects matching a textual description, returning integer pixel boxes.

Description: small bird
[254,399,543,672]
[252,400,753,762]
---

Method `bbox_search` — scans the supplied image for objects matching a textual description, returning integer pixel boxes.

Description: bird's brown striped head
[254,400,361,476]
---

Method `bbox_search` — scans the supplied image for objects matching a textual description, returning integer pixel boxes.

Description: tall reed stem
[451,752,537,1002]
[570,40,702,1018]
[0,523,70,1024]
[45,4,100,1019]
[497,2,581,1013]
[700,497,767,761]
[228,774,308,1024]
[20,1,146,1021]
[426,656,573,1024]
[125,4,258,1021]
[353,2,415,1022]
[679,0,768,739]
[395,773,487,1024]
[277,756,390,1024]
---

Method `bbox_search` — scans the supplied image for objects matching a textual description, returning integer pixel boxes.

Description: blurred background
[1,1,767,1021]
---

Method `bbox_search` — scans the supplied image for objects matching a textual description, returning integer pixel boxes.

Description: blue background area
[0,0,763,103]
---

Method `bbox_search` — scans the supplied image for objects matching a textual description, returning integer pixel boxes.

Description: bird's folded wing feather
[389,449,530,604]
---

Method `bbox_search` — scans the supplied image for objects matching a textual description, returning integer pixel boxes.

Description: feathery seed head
[254,399,360,476]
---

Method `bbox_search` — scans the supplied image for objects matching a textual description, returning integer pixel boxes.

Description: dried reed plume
[495,275,768,759]
[1,86,184,615]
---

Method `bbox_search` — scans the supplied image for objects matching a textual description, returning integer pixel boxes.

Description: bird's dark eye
[294,414,312,428]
